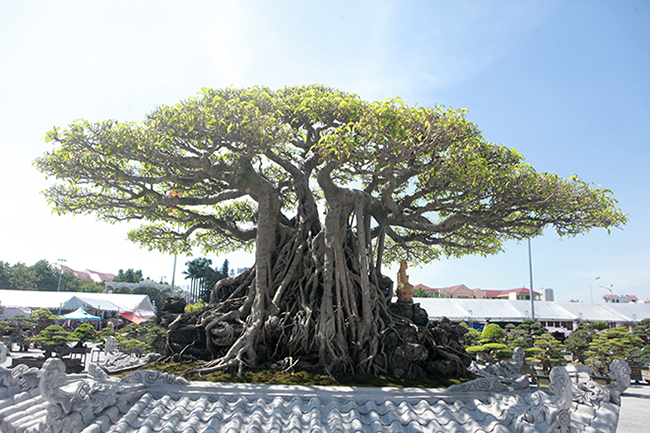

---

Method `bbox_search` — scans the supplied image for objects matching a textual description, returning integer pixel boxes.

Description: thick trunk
[173,164,472,378]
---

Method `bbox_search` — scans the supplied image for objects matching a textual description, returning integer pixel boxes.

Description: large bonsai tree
[36,85,625,376]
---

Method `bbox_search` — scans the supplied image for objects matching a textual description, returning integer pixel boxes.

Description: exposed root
[170,199,472,379]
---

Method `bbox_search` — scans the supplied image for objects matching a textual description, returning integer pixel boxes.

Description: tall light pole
[56,258,66,292]
[590,276,601,303]
[170,255,177,297]
[528,239,535,320]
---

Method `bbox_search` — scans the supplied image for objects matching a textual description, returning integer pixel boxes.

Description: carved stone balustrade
[0,341,633,433]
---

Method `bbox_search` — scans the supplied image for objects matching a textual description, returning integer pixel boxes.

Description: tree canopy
[113,268,144,283]
[36,85,626,376]
[0,259,104,292]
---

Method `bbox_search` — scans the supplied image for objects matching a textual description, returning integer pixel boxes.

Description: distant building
[542,288,555,302]
[61,265,115,283]
[603,294,638,303]
[414,283,541,301]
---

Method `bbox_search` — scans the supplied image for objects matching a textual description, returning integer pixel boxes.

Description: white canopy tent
[61,293,155,318]
[0,290,155,318]
[414,298,650,325]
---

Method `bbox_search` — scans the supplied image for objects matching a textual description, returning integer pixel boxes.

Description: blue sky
[1,1,648,302]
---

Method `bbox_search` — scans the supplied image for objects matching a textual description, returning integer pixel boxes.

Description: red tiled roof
[498,287,540,295]
[413,284,539,297]
[61,266,115,282]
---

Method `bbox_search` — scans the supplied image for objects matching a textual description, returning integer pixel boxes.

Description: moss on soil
[114,361,473,388]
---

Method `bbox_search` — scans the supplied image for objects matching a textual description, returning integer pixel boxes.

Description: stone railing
[0,341,632,433]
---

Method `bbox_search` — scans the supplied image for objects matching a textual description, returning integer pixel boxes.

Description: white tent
[414,298,650,324]
[61,293,155,317]
[0,290,155,317]
[0,306,32,320]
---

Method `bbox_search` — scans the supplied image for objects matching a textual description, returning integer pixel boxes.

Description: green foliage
[27,325,75,348]
[36,85,626,264]
[592,321,609,331]
[98,327,117,339]
[634,318,650,345]
[413,287,435,298]
[125,361,471,388]
[465,345,490,354]
[458,322,481,347]
[0,314,34,333]
[31,260,60,291]
[0,261,11,288]
[586,326,644,375]
[30,307,58,331]
[114,269,143,283]
[184,258,230,302]
[506,319,547,349]
[116,338,147,355]
[466,325,510,360]
[5,263,36,290]
[185,299,207,312]
[640,345,650,363]
[481,323,505,341]
[527,333,566,374]
[482,342,508,351]
[495,348,514,359]
[117,322,166,354]
[565,322,598,364]
[0,259,104,292]
[72,323,98,344]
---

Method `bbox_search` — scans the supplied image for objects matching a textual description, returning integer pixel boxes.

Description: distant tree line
[1,258,233,307]
[0,260,104,292]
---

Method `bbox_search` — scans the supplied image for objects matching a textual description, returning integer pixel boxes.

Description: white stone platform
[0,342,631,433]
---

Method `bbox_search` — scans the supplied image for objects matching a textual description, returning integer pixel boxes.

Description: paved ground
[617,382,650,433]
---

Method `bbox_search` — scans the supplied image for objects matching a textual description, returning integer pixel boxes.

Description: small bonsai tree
[482,323,506,342]
[72,323,99,347]
[633,318,650,346]
[525,333,566,375]
[564,322,598,364]
[466,323,511,363]
[116,322,166,355]
[586,326,644,375]
[0,314,36,351]
[458,322,481,347]
[27,325,75,358]
[30,308,58,333]
[506,319,546,350]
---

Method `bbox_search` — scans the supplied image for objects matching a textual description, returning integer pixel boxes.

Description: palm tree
[183,258,213,302]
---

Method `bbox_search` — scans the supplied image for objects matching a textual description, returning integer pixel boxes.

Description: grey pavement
[617,383,650,433]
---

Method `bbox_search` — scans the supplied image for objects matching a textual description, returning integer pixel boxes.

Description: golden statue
[396,259,414,302]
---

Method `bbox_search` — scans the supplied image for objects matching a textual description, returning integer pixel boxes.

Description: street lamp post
[590,276,601,303]
[56,258,66,292]
[528,239,535,320]
[170,254,177,297]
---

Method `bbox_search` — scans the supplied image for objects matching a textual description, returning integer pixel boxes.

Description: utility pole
[528,239,535,320]
[171,254,177,297]
[590,276,601,303]
[56,258,66,292]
